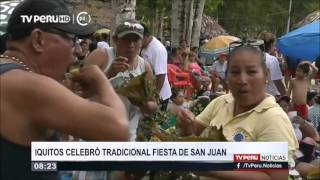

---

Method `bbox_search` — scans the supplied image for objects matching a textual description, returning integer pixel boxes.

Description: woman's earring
[266,80,269,84]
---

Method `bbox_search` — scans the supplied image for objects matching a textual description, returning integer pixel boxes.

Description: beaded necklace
[0,54,33,72]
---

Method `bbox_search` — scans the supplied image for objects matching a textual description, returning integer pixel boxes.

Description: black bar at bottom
[57,161,288,171]
[58,162,233,171]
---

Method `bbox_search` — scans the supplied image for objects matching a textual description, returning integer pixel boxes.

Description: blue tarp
[277,20,320,62]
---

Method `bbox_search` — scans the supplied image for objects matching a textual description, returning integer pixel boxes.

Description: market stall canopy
[202,35,240,50]
[277,20,320,62]
[199,35,240,65]
[96,28,110,34]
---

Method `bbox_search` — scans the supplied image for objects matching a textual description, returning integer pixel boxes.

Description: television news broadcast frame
[31,142,289,171]
[2,1,304,180]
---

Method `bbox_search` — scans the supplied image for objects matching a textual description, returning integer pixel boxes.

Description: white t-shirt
[141,37,172,100]
[97,41,109,49]
[265,53,283,96]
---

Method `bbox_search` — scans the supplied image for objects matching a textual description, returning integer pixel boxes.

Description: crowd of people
[0,0,319,180]
[0,0,129,179]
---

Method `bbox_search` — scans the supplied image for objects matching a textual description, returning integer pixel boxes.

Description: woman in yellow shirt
[177,45,298,180]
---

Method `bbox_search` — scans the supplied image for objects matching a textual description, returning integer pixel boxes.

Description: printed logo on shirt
[233,129,250,142]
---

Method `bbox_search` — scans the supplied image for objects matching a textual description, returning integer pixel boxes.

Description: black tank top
[0,63,58,180]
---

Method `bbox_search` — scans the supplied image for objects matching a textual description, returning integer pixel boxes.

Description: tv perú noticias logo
[20,12,91,26]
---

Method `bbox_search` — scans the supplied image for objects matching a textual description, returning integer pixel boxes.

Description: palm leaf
[152,126,227,142]
[116,72,159,106]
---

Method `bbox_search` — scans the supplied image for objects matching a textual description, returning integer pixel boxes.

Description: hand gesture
[66,65,109,98]
[176,108,196,135]
[140,101,158,115]
[108,56,130,78]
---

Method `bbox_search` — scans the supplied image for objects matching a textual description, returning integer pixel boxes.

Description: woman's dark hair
[258,31,276,53]
[188,51,197,58]
[170,88,183,100]
[171,47,178,55]
[95,34,102,42]
[307,91,318,103]
[89,42,97,52]
[101,33,109,41]
[226,46,267,77]
[191,46,199,54]
[141,23,150,37]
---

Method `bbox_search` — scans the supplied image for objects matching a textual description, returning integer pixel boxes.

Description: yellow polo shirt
[196,94,298,162]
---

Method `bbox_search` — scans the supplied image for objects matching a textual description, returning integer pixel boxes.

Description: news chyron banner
[31,142,288,171]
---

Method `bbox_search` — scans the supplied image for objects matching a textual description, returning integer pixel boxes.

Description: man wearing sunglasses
[0,0,129,179]
[43,28,78,47]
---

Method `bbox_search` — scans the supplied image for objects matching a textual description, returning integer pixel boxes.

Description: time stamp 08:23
[31,162,57,171]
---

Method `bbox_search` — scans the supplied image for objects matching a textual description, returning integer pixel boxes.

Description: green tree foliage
[136,0,319,39]
[290,0,320,26]
[217,0,319,38]
[137,0,225,24]
[136,0,171,25]
[204,0,224,17]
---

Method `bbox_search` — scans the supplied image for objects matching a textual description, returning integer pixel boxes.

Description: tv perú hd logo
[20,11,91,26]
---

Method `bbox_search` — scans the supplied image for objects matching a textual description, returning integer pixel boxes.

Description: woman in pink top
[184,52,211,91]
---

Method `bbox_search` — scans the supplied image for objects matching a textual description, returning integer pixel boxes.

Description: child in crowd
[276,96,320,178]
[309,95,320,132]
[164,88,191,129]
[307,91,318,108]
[287,61,318,119]
[170,88,197,110]
[277,96,302,141]
[165,88,211,129]
[277,95,320,142]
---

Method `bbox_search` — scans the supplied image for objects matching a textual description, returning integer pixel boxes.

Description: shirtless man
[0,1,128,179]
[287,61,318,119]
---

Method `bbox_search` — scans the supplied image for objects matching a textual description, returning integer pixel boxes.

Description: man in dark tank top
[0,0,129,179]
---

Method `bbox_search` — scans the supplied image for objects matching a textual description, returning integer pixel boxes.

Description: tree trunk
[151,12,156,36]
[182,0,189,41]
[154,6,160,37]
[186,0,194,47]
[191,0,205,48]
[158,7,165,41]
[171,0,181,48]
[150,18,154,35]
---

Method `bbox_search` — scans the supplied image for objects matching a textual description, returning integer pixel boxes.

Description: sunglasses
[43,28,77,47]
[229,39,265,53]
